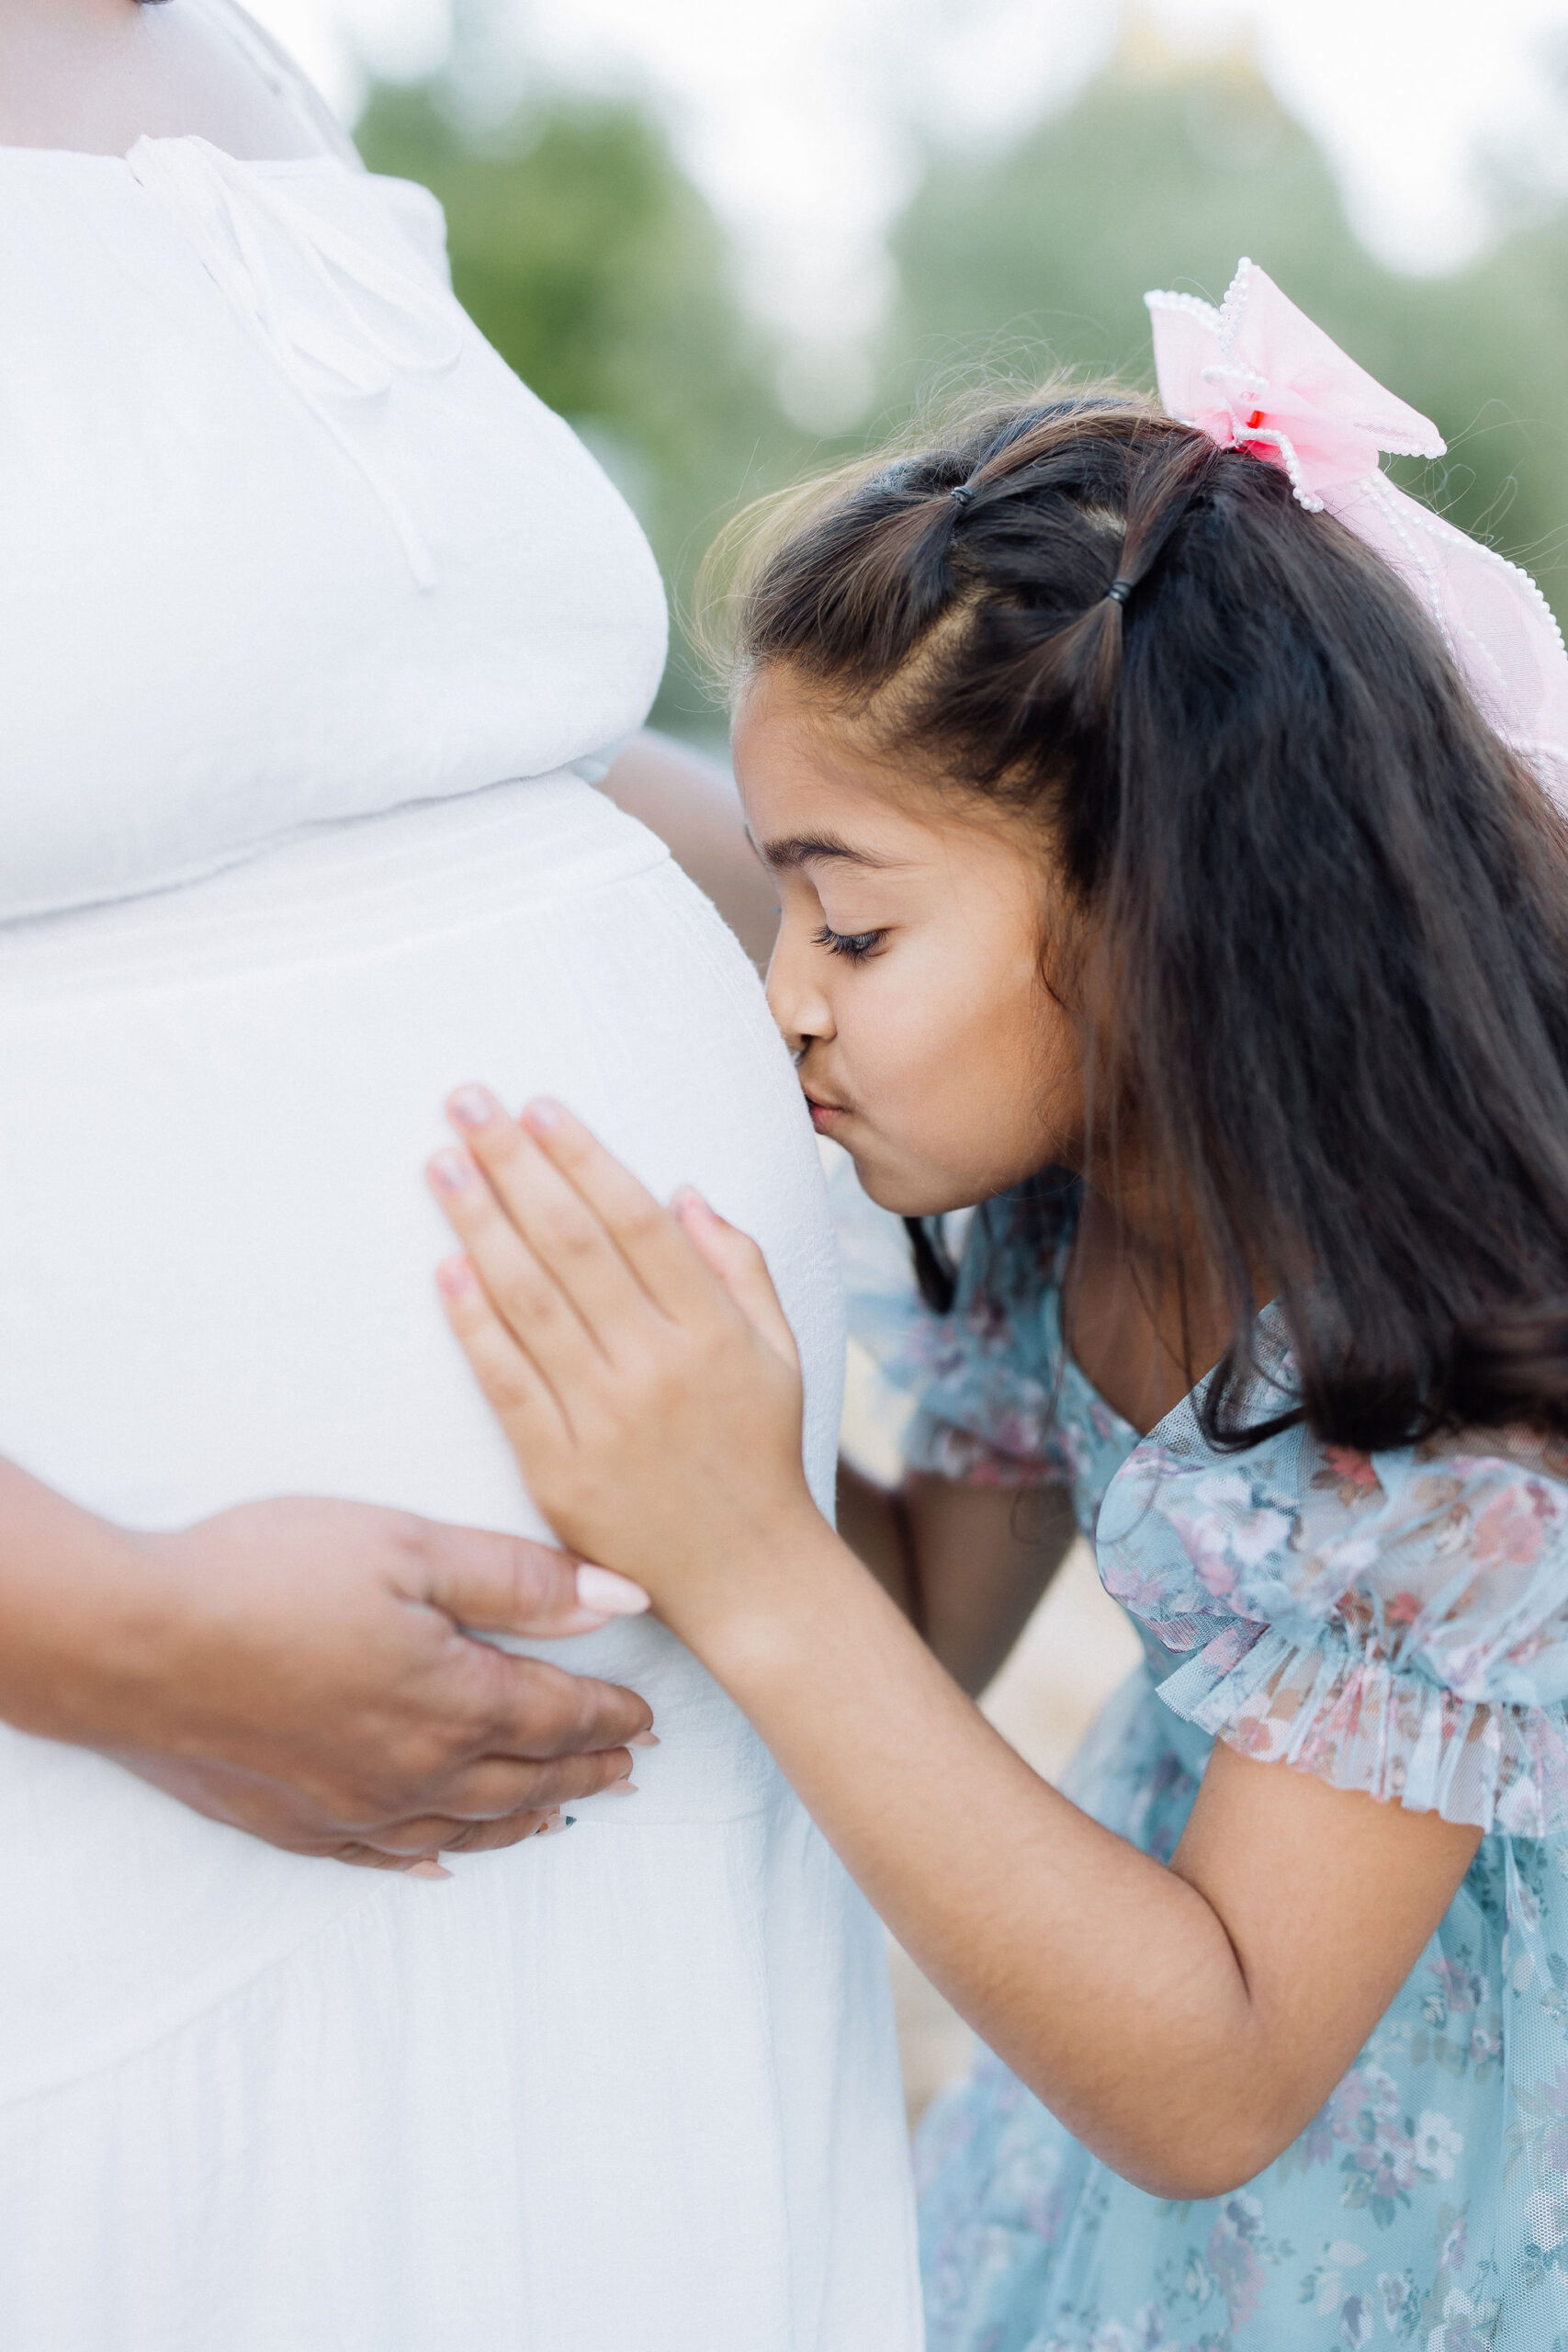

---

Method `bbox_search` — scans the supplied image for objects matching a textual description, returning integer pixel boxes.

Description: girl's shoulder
[1099,1314,1568,1835]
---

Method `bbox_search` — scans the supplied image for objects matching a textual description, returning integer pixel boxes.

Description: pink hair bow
[1145,257,1568,811]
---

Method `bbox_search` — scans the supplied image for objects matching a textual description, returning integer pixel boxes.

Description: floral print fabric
[840,1174,1568,2351]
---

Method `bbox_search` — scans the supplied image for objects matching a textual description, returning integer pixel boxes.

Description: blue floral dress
[841,1170,1568,2352]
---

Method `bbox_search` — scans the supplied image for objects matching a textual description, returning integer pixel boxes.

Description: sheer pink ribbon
[1145,258,1568,812]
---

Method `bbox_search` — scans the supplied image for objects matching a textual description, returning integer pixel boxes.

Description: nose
[765,922,835,1059]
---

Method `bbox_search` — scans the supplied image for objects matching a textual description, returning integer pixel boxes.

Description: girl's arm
[428,1100,1481,2199]
[697,1540,1476,2199]
[837,1462,1078,1695]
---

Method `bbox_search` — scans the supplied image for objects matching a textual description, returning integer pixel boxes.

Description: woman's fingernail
[522,1098,562,1132]
[627,1729,660,1748]
[435,1257,474,1301]
[449,1085,498,1131]
[407,1859,453,1880]
[673,1186,716,1224]
[429,1148,474,1194]
[536,1811,568,1837]
[575,1563,651,1616]
[604,1779,638,1796]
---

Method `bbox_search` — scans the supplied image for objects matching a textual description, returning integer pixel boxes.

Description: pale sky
[247,0,1568,392]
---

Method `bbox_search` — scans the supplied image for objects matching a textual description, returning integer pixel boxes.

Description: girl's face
[734,663,1087,1218]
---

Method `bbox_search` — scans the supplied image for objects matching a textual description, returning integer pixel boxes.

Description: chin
[849,1154,980,1221]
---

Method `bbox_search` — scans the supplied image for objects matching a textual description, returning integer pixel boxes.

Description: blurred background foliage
[358,17,1568,731]
[359,77,797,728]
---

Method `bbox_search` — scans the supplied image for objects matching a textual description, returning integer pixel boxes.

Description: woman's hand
[0,1462,655,1872]
[426,1089,823,1636]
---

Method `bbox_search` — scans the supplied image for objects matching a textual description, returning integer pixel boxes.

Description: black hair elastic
[1105,576,1134,606]
[949,482,976,507]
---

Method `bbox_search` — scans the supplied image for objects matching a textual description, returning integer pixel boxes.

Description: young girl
[424,265,1568,2349]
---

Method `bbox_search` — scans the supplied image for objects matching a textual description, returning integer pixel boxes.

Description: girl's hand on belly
[426,1104,1486,2207]
[429,1090,824,1641]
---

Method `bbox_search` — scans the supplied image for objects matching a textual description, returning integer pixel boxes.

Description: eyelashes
[812,923,887,963]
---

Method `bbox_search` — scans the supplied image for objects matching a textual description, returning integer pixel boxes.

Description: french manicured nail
[604,1778,638,1796]
[449,1085,498,1130]
[627,1729,660,1748]
[522,1098,562,1132]
[407,1858,453,1880]
[429,1148,474,1194]
[435,1257,474,1301]
[574,1563,651,1616]
[536,1811,568,1837]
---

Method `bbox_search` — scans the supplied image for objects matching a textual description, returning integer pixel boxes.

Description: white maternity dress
[0,18,919,2347]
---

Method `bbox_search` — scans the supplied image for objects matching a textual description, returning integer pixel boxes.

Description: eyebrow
[756,831,900,871]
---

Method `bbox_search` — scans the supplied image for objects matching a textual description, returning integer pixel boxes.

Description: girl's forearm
[693,1519,1269,2199]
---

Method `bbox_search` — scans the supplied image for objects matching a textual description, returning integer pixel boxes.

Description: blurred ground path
[840,1331,1143,2128]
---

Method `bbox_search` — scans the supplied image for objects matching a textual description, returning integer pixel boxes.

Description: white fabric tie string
[127,137,462,587]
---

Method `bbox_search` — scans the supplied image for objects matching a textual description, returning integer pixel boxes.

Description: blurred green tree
[356,21,1568,701]
[884,27,1568,619]
[357,78,805,722]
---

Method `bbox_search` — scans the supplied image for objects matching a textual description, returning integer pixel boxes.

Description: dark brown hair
[706,389,1568,1451]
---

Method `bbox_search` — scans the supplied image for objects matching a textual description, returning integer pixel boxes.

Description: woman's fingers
[400,1738,637,1828]
[457,1640,654,1764]
[671,1190,798,1371]
[412,1523,648,1637]
[337,1807,576,1871]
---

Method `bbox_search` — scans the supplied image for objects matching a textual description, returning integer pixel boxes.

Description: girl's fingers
[445,1091,663,1348]
[428,1149,604,1390]
[671,1190,799,1372]
[434,1255,570,1443]
[512,1095,737,1327]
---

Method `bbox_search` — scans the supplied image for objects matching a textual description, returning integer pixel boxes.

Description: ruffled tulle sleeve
[1097,1327,1568,1835]
[829,1152,1077,1488]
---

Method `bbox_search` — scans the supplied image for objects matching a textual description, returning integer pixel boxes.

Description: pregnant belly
[0,775,844,2098]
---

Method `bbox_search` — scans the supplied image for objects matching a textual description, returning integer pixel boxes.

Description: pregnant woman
[0,3,918,2344]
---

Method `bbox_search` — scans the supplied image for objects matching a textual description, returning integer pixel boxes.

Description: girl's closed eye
[812,922,886,962]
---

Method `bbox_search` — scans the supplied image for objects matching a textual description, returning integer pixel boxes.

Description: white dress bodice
[0,113,665,918]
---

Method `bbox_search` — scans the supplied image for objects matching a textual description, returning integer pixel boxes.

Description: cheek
[856,944,1074,1170]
